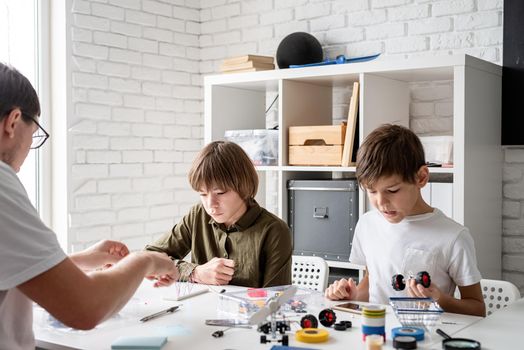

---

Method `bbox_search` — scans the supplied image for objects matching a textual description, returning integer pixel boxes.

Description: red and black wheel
[416,271,431,288]
[300,314,318,329]
[391,274,406,291]
[318,308,337,327]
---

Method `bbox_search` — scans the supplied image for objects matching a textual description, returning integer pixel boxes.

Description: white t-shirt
[350,208,482,305]
[0,161,66,350]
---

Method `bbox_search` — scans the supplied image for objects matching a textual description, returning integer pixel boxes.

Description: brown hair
[356,124,426,188]
[188,141,258,200]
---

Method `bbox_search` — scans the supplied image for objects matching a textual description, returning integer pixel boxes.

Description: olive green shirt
[145,199,292,288]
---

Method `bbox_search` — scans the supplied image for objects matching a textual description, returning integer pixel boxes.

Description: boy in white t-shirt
[325,124,485,316]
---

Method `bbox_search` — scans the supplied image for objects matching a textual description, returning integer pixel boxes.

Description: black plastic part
[258,323,270,334]
[282,335,289,346]
[212,330,224,338]
[318,308,337,327]
[393,336,417,349]
[334,322,348,331]
[342,320,352,328]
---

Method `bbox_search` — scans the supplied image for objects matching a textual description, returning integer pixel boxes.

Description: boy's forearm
[437,293,486,317]
[353,284,369,302]
[353,273,370,302]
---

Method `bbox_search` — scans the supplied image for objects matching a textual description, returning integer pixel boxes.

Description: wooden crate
[288,125,346,165]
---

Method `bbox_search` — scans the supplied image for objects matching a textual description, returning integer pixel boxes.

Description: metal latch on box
[313,207,328,219]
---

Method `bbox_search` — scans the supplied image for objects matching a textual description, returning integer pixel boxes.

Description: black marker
[140,305,179,322]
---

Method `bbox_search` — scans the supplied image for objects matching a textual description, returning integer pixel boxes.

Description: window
[0,0,43,210]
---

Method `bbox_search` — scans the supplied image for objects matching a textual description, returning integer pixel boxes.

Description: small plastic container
[224,129,278,166]
[217,285,315,320]
[419,135,453,165]
[366,334,384,350]
[389,297,443,328]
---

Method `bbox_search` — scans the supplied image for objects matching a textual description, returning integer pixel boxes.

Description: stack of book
[220,55,275,73]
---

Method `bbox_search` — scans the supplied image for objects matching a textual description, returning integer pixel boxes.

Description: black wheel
[318,308,337,327]
[260,335,267,344]
[392,274,405,291]
[416,271,431,288]
[300,314,318,329]
[282,335,289,346]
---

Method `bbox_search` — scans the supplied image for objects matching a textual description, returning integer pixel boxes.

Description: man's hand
[191,257,235,285]
[70,240,130,271]
[140,251,180,283]
[325,278,358,301]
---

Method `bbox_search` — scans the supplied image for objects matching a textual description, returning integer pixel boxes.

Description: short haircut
[188,141,258,200]
[0,62,40,122]
[356,124,426,188]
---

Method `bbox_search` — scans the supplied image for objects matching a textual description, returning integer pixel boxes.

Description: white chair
[480,279,521,315]
[291,255,329,292]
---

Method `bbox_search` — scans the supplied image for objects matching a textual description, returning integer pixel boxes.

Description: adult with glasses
[23,112,49,150]
[0,62,180,349]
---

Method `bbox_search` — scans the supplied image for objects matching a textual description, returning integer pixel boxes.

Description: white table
[439,297,524,349]
[34,282,482,350]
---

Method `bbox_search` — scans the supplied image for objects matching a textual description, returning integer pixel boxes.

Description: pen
[208,286,227,294]
[140,305,179,322]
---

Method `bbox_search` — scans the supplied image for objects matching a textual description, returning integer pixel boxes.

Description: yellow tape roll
[295,328,329,343]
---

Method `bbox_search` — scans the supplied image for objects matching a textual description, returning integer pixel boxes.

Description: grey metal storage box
[288,179,358,261]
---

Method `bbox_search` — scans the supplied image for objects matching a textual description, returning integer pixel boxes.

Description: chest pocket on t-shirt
[401,248,436,277]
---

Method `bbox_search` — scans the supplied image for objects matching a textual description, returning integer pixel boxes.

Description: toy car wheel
[260,335,267,344]
[282,335,289,346]
[319,308,337,327]
[416,271,431,288]
[300,314,319,329]
[392,274,405,291]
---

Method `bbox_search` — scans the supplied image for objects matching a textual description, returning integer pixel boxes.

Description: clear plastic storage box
[389,297,443,328]
[217,285,316,320]
[419,135,453,165]
[224,129,278,166]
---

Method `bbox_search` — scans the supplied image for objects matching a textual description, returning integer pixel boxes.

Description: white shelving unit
[204,54,502,279]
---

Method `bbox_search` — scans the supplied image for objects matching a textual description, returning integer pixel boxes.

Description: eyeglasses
[23,113,50,149]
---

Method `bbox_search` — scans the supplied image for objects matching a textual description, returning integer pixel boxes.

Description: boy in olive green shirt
[146,141,292,288]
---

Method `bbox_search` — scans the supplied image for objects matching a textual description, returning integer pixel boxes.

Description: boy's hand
[192,257,235,285]
[325,278,357,300]
[407,278,443,301]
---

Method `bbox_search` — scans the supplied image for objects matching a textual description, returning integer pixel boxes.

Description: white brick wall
[66,0,523,293]
[69,0,199,251]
